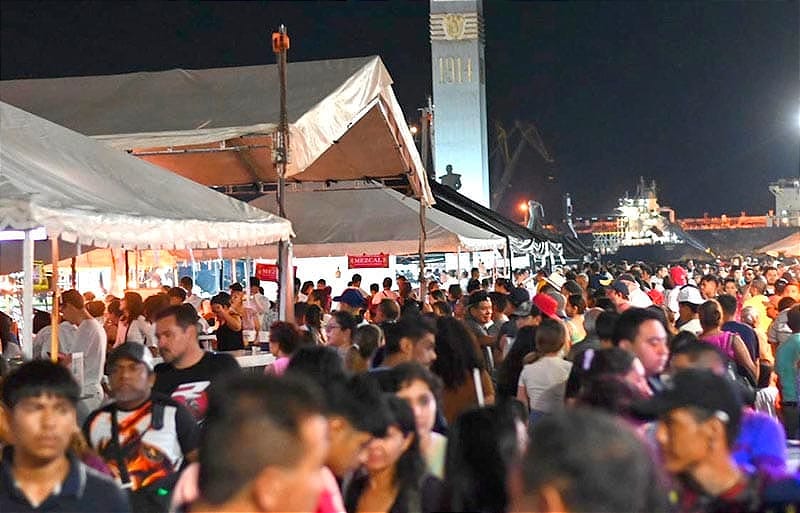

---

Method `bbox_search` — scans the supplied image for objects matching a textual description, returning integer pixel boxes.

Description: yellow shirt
[742,294,770,333]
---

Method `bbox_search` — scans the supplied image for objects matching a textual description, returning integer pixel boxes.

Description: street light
[409,125,419,135]
[518,200,529,226]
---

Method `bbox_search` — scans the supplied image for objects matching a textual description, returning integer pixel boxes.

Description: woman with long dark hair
[344,396,442,513]
[115,291,153,347]
[495,325,537,399]
[442,403,520,513]
[430,317,495,425]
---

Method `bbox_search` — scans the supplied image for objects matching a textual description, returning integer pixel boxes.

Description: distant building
[769,178,800,227]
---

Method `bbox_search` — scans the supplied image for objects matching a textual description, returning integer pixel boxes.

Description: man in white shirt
[33,320,78,359]
[371,277,400,305]
[180,276,203,311]
[59,289,107,423]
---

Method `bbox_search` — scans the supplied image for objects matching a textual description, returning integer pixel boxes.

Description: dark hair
[431,300,452,317]
[448,284,463,300]
[378,298,401,322]
[383,314,435,356]
[249,276,261,288]
[61,289,84,310]
[787,305,800,333]
[293,302,308,326]
[179,276,194,290]
[577,375,649,418]
[430,289,447,302]
[697,300,722,330]
[671,340,725,365]
[567,294,587,314]
[534,318,566,355]
[107,299,123,318]
[523,409,669,513]
[387,362,444,399]
[383,395,426,492]
[668,330,700,354]
[489,292,508,312]
[269,321,300,356]
[444,404,519,513]
[154,303,200,331]
[584,347,636,380]
[210,292,232,307]
[382,277,393,289]
[331,310,357,335]
[199,374,325,505]
[286,345,347,384]
[352,273,362,284]
[123,291,145,319]
[466,279,482,293]
[430,317,484,388]
[301,281,315,295]
[778,296,797,312]
[168,286,187,302]
[699,274,718,286]
[717,294,737,316]
[352,324,382,360]
[495,325,537,398]
[370,283,380,293]
[143,293,171,323]
[2,360,80,409]
[229,283,244,293]
[86,300,105,318]
[318,279,327,286]
[305,304,323,330]
[612,308,664,346]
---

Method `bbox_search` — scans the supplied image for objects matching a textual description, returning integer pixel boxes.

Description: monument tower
[430,0,490,206]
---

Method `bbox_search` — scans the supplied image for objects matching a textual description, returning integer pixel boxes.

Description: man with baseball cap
[333,288,367,316]
[84,342,199,513]
[605,279,632,313]
[634,369,798,512]
[676,285,704,335]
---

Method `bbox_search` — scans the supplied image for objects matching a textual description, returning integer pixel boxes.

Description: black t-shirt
[0,447,130,513]
[215,323,244,351]
[153,352,240,423]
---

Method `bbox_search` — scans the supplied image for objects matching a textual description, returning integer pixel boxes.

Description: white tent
[0,56,432,203]
[1,102,293,356]
[175,183,504,260]
[756,232,800,258]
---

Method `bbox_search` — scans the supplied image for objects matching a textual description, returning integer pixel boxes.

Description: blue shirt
[722,321,758,361]
[775,333,800,402]
[0,446,130,512]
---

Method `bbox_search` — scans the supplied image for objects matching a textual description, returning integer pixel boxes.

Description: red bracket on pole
[272,30,290,53]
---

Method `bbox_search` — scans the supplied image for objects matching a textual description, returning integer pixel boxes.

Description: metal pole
[418,196,427,299]
[273,24,294,322]
[50,237,60,362]
[22,230,34,359]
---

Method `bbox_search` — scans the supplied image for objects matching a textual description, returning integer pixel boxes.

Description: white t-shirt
[33,321,78,358]
[116,316,154,347]
[518,356,572,413]
[73,318,107,397]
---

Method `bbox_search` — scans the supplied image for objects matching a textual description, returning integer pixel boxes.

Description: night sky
[2,1,798,221]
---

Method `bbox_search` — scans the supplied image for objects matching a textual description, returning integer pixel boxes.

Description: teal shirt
[775,333,800,402]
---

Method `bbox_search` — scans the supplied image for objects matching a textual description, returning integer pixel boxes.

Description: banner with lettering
[254,263,296,283]
[347,253,390,269]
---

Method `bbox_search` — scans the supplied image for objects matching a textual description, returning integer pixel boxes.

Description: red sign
[348,253,389,269]
[254,263,296,283]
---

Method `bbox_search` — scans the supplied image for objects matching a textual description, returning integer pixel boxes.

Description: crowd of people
[1,257,799,512]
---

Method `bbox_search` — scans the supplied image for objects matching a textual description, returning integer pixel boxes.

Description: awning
[0,102,293,250]
[0,56,432,204]
[429,181,589,257]
[756,232,800,258]
[174,183,504,260]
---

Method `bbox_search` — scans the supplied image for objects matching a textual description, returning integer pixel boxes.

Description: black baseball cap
[507,287,531,307]
[108,342,155,372]
[632,369,741,429]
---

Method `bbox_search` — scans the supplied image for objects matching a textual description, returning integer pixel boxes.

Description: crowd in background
[1,256,800,512]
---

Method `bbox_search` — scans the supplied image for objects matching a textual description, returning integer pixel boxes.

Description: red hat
[533,293,560,320]
[646,288,664,306]
[670,265,687,287]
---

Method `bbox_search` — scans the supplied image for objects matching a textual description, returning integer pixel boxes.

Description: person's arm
[516,384,529,413]
[175,401,201,462]
[732,333,758,381]
[481,369,496,405]
[219,309,242,331]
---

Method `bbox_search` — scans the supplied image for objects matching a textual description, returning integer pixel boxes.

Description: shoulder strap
[109,407,132,487]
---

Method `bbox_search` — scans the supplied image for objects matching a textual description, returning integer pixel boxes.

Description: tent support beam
[22,230,34,359]
[130,144,270,157]
[50,237,60,362]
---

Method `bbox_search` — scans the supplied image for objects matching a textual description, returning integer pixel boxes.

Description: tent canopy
[429,181,589,257]
[756,232,800,258]
[176,183,504,260]
[0,102,293,250]
[0,56,432,204]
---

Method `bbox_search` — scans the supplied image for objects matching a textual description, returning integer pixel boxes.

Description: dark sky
[2,1,798,220]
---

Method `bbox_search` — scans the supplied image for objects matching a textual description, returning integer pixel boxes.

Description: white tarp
[175,183,503,260]
[0,56,432,203]
[0,102,293,250]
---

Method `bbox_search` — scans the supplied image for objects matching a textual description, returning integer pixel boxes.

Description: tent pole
[50,237,60,363]
[231,259,237,285]
[22,230,34,359]
[418,195,427,297]
[273,24,294,322]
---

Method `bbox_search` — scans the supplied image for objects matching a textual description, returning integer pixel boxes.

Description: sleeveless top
[215,323,244,351]
[701,331,736,360]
